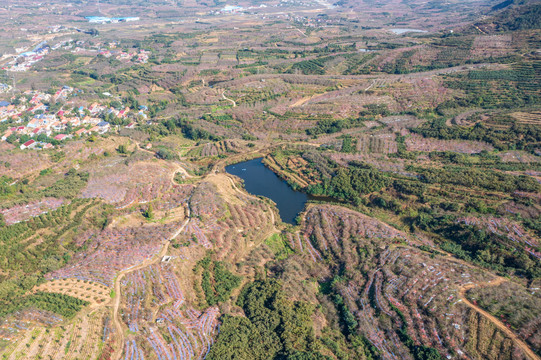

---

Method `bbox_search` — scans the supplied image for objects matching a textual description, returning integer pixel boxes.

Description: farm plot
[154,184,194,212]
[189,182,227,219]
[457,216,540,260]
[9,309,105,360]
[0,327,46,360]
[386,77,452,112]
[179,181,272,260]
[188,140,244,158]
[0,197,64,225]
[226,78,291,106]
[122,305,220,360]
[199,52,219,66]
[0,308,62,341]
[61,139,105,162]
[510,111,541,126]
[81,159,176,208]
[46,221,184,287]
[296,92,396,119]
[295,205,412,264]
[119,262,220,360]
[32,278,110,306]
[338,248,514,360]
[379,115,425,131]
[283,155,322,185]
[496,151,541,163]
[0,144,53,178]
[264,154,315,188]
[405,133,494,154]
[464,308,528,360]
[184,87,223,105]
[472,35,514,58]
[357,133,398,154]
[0,307,107,360]
[466,281,541,354]
[328,153,409,175]
[295,204,524,359]
[100,314,118,360]
[0,198,97,275]
[217,51,237,67]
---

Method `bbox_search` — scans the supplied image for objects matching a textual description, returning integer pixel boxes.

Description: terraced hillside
[0,0,539,359]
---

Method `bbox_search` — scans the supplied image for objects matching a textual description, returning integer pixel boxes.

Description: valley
[0,0,539,359]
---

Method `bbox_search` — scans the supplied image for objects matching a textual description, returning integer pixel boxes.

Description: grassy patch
[264,233,294,260]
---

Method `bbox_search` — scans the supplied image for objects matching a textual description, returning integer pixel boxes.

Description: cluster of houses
[62,40,151,64]
[0,87,146,151]
[2,39,77,73]
[2,36,152,73]
[5,41,50,72]
[51,39,77,51]
[97,49,150,64]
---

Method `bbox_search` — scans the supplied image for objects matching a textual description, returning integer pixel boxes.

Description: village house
[20,139,36,149]
[51,121,65,132]
[1,130,12,141]
[75,128,90,136]
[88,103,104,115]
[118,107,130,118]
[28,103,47,113]
[30,127,46,137]
[53,134,70,141]
[96,121,110,133]
[53,86,73,102]
[68,117,81,127]
[82,116,101,125]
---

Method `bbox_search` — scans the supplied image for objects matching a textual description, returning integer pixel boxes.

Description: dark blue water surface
[225,158,308,225]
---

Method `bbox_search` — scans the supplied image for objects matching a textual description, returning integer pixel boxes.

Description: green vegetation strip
[0,292,88,319]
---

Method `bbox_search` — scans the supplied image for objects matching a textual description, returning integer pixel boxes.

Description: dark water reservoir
[225,158,308,224]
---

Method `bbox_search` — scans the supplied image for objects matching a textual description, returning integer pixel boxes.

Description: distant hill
[501,3,541,30]
[491,0,515,11]
[495,2,541,30]
[481,1,541,31]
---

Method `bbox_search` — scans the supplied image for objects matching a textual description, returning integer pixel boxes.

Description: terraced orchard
[285,205,537,360]
[119,264,220,360]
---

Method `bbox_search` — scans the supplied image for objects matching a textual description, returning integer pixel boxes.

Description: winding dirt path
[458,278,540,360]
[110,206,191,360]
[221,90,236,107]
[170,162,193,184]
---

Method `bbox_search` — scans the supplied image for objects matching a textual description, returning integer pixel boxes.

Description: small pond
[390,28,428,35]
[225,158,309,225]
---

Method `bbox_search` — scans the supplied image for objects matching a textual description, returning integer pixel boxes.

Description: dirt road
[458,278,540,360]
[111,207,191,360]
[221,90,236,107]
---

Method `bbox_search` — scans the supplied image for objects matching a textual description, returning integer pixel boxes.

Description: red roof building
[54,134,68,141]
[20,139,36,149]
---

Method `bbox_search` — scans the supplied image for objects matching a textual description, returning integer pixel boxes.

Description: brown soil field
[32,279,111,307]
